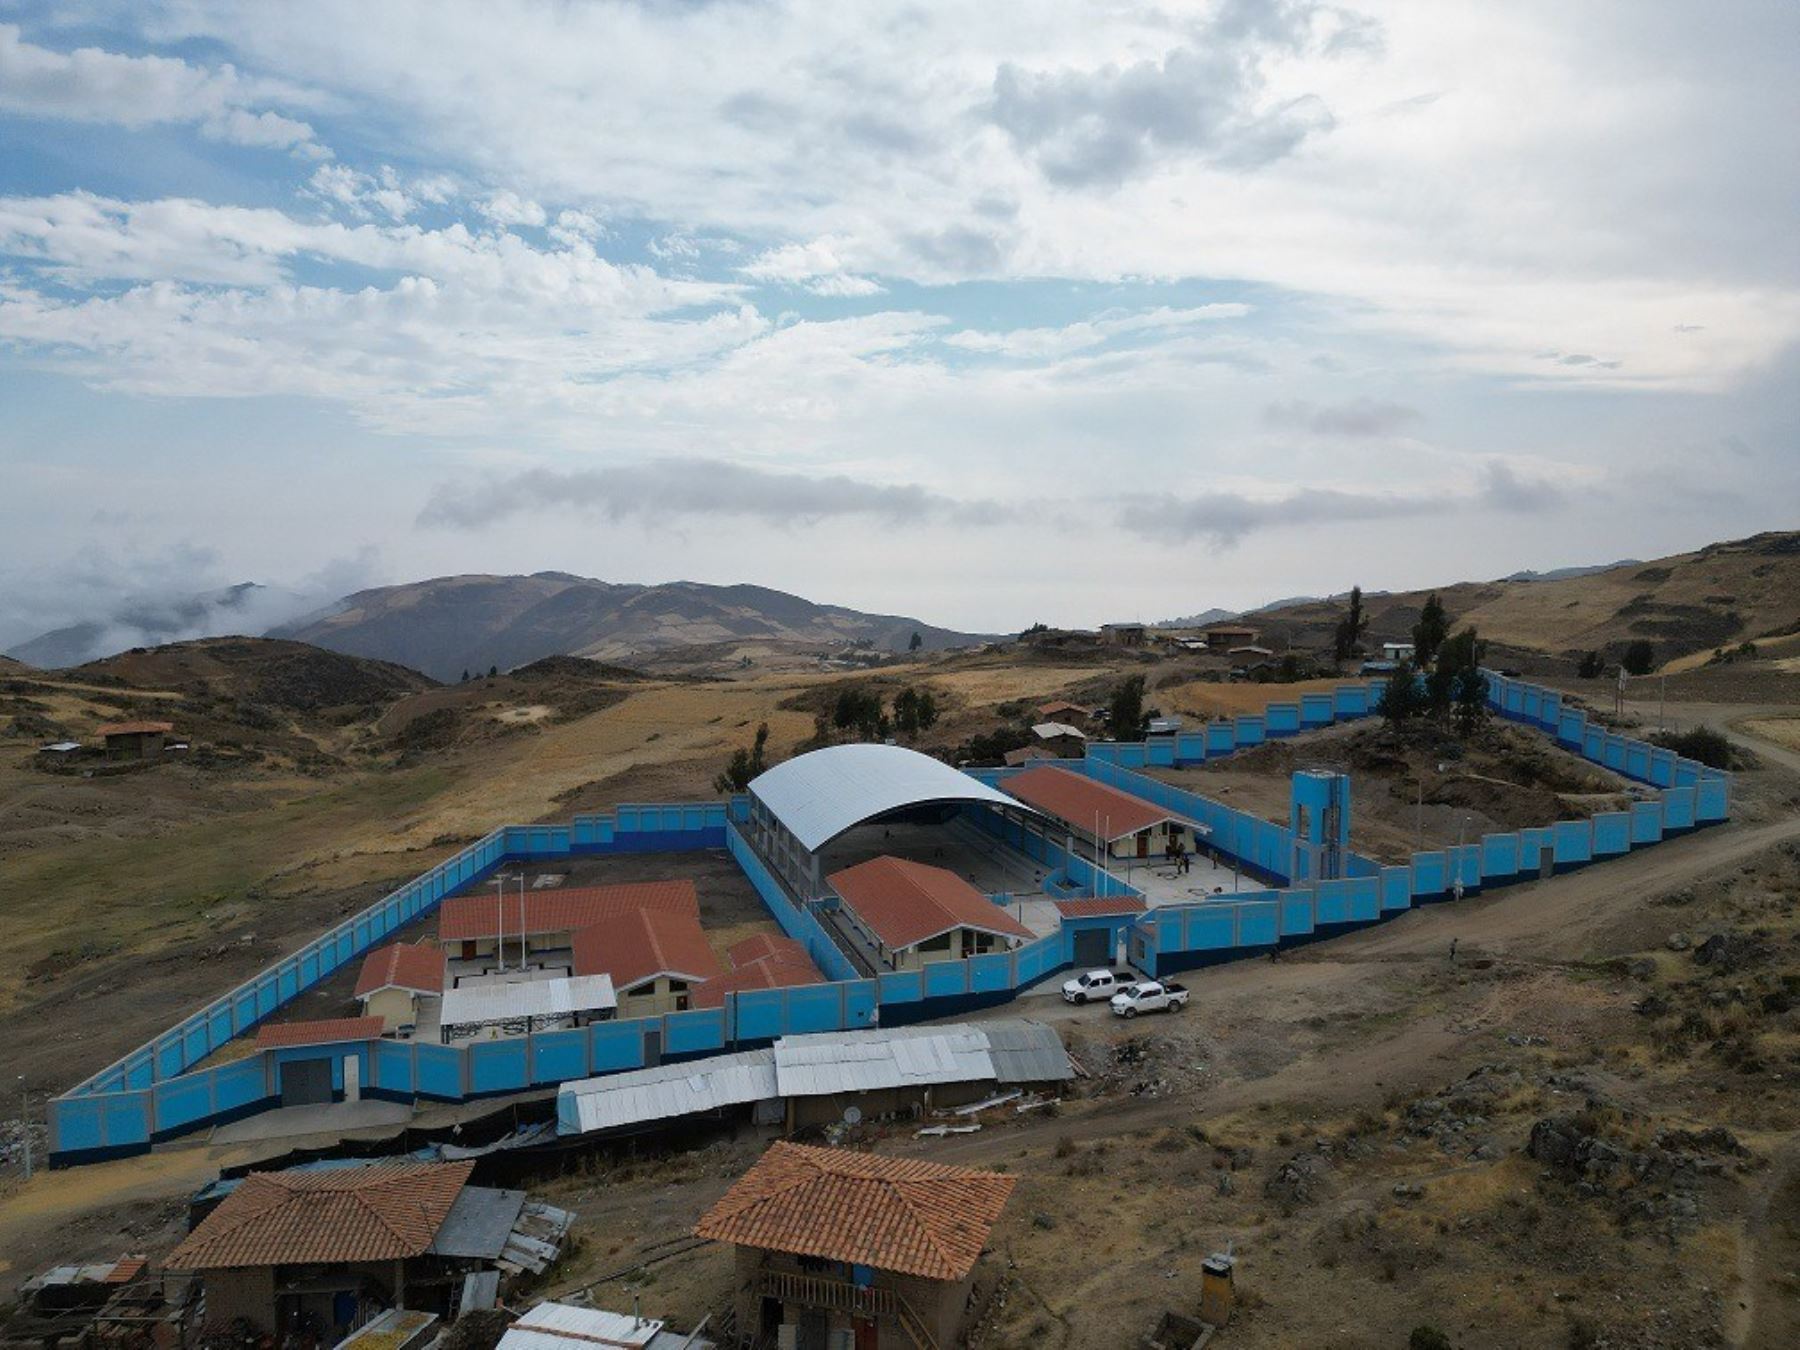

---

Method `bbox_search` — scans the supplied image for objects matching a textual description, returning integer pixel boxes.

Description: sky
[0,0,1795,652]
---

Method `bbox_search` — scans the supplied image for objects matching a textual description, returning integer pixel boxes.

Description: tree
[713,722,770,794]
[909,630,923,652]
[893,687,937,736]
[832,686,886,740]
[1452,665,1490,736]
[1412,593,1450,669]
[487,664,498,679]
[1108,675,1149,741]
[1430,627,1489,735]
[1333,585,1367,661]
[460,669,470,683]
[1576,650,1605,679]
[1378,658,1425,724]
[1621,639,1655,675]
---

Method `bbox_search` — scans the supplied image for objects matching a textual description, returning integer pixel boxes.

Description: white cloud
[0,22,321,154]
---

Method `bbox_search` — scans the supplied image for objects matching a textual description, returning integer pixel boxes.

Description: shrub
[1652,725,1734,770]
[1409,1326,1453,1350]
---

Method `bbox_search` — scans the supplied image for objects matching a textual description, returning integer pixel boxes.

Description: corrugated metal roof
[558,1050,778,1136]
[1031,722,1086,740]
[440,974,616,1028]
[981,1020,1075,1084]
[773,1024,995,1097]
[501,1302,664,1350]
[427,1186,527,1259]
[748,743,1042,853]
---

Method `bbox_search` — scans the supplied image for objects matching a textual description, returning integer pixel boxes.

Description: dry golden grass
[923,665,1115,703]
[1159,677,1349,719]
[1741,718,1800,752]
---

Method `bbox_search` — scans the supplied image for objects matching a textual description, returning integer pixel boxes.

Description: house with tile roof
[1000,764,1207,862]
[437,881,698,966]
[826,855,1032,973]
[689,934,825,1010]
[353,942,446,1031]
[96,720,174,760]
[695,1141,1015,1349]
[569,905,723,1016]
[165,1161,476,1338]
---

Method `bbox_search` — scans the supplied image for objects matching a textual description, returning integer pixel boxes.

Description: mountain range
[267,574,991,681]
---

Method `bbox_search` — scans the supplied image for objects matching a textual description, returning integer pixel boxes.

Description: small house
[354,942,446,1032]
[435,881,697,967]
[690,935,825,1010]
[1201,625,1259,651]
[1100,622,1147,646]
[1029,721,1087,756]
[96,721,174,760]
[695,1142,1015,1350]
[1001,764,1207,861]
[825,856,1032,971]
[571,906,723,1015]
[1382,641,1416,662]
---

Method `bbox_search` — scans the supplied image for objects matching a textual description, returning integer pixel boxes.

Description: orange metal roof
[95,721,174,736]
[570,906,723,991]
[694,1142,1015,1281]
[166,1161,473,1270]
[826,855,1033,952]
[254,1016,384,1050]
[1001,765,1178,840]
[354,942,446,998]
[437,880,697,942]
[1053,896,1148,918]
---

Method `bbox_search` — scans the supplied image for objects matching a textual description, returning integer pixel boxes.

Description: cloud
[1263,397,1422,436]
[418,459,1010,531]
[988,2,1351,188]
[741,239,884,296]
[946,304,1250,360]
[1128,460,1565,546]
[0,544,385,663]
[0,23,320,154]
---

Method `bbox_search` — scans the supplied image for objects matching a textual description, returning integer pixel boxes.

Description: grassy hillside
[1252,531,1800,669]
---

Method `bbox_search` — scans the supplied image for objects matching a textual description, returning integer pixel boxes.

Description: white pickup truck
[1111,980,1190,1017]
[1061,969,1134,1004]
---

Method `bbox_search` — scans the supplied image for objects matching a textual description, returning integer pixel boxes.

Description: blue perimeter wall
[47,672,1728,1164]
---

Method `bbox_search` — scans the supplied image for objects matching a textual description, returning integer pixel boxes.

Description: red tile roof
[694,1142,1015,1281]
[354,942,446,999]
[1034,700,1087,718]
[1001,765,1179,840]
[826,856,1033,952]
[1053,896,1149,919]
[691,937,825,1009]
[437,880,697,942]
[727,933,809,968]
[254,1016,384,1050]
[96,721,174,737]
[571,907,723,991]
[166,1161,473,1270]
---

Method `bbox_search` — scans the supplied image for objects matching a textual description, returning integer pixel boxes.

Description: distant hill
[1249,532,1800,667]
[271,573,993,681]
[1153,607,1239,629]
[5,582,297,669]
[1501,560,1640,583]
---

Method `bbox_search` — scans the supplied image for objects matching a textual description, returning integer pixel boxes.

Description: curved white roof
[749,743,1037,853]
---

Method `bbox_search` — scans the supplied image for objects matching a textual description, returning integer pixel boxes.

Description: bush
[1621,639,1655,675]
[1653,725,1734,770]
[1409,1327,1453,1350]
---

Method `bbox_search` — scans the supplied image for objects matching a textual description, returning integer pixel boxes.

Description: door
[279,1057,333,1106]
[853,1318,878,1350]
[1072,927,1109,968]
[643,1028,662,1068]
[1137,833,1148,858]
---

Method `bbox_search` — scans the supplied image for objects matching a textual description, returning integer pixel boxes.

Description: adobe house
[825,856,1032,972]
[695,1141,1014,1349]
[1201,625,1259,651]
[96,720,174,760]
[164,1162,474,1338]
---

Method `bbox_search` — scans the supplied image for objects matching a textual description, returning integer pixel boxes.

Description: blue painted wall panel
[1553,820,1593,865]
[1630,801,1664,844]
[1381,867,1411,912]
[1279,892,1315,936]
[1592,812,1632,856]
[1238,901,1279,947]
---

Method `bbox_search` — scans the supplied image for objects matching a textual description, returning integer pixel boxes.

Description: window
[667,979,688,993]
[917,933,952,952]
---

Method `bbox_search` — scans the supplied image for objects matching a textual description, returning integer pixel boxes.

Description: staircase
[756,1269,939,1350]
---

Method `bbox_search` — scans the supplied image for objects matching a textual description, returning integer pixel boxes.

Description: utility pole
[518,872,529,970]
[17,1076,29,1181]
[491,876,508,973]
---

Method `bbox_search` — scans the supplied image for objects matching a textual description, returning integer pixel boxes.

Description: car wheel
[1123,1007,1137,1019]
[1075,993,1087,1004]
[1169,1001,1183,1012]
